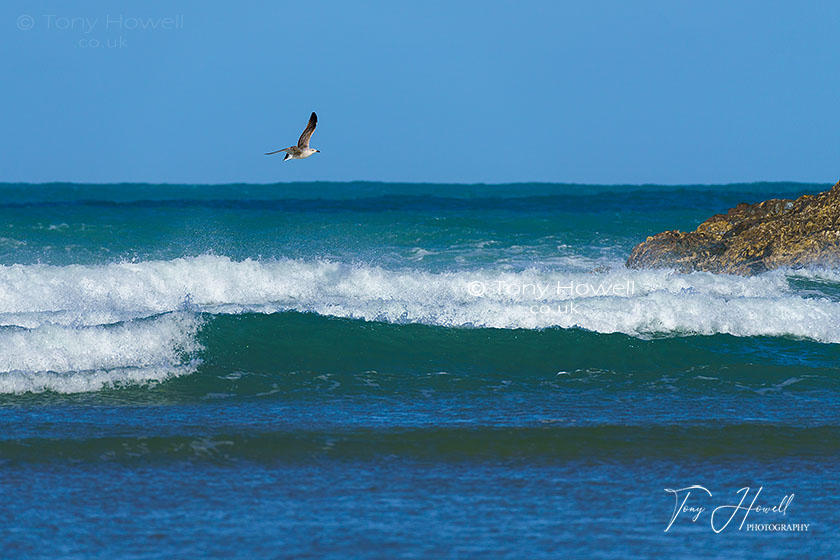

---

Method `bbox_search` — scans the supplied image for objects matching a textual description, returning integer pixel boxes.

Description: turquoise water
[1,182,838,558]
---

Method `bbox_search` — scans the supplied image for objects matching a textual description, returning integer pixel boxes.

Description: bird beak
[316,150,321,153]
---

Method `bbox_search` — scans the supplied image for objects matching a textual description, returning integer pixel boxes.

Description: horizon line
[0,179,835,188]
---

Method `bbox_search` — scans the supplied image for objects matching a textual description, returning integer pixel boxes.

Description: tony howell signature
[664,485,807,533]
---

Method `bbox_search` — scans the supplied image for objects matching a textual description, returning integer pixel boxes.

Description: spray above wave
[1,255,839,342]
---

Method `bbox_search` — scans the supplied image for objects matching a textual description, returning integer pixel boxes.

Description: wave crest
[1,255,839,393]
[1,255,838,338]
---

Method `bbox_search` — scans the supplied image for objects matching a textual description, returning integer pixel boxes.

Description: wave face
[1,254,840,393]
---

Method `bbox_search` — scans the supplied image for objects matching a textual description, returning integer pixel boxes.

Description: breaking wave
[1,255,839,393]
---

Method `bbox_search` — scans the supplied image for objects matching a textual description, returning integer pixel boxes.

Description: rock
[626,180,840,275]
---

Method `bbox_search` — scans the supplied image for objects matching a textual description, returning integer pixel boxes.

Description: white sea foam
[0,255,838,393]
[0,363,198,394]
[1,255,838,337]
[0,313,202,394]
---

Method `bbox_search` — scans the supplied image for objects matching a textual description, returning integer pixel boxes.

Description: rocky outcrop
[626,181,840,275]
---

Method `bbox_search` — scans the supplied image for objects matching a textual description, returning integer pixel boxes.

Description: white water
[1,255,838,392]
[0,313,202,393]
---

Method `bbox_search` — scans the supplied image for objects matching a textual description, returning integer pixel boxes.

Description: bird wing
[297,112,317,148]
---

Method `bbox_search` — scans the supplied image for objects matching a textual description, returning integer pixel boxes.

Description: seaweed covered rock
[626,181,840,275]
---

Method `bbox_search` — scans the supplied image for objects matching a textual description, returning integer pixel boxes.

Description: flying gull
[265,112,320,161]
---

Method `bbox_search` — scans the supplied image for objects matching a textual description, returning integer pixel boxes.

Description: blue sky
[1,1,838,184]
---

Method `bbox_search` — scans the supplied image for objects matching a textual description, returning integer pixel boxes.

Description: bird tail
[283,153,292,161]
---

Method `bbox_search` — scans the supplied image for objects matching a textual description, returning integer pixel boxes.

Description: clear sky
[1,0,838,185]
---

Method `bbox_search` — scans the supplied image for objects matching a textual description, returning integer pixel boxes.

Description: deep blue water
[0,181,837,558]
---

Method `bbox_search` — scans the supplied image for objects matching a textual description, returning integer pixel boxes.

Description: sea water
[0,182,837,558]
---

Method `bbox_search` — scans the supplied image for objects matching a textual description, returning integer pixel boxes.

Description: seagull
[265,112,320,161]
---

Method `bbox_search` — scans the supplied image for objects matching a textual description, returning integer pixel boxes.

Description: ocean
[0,181,837,558]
